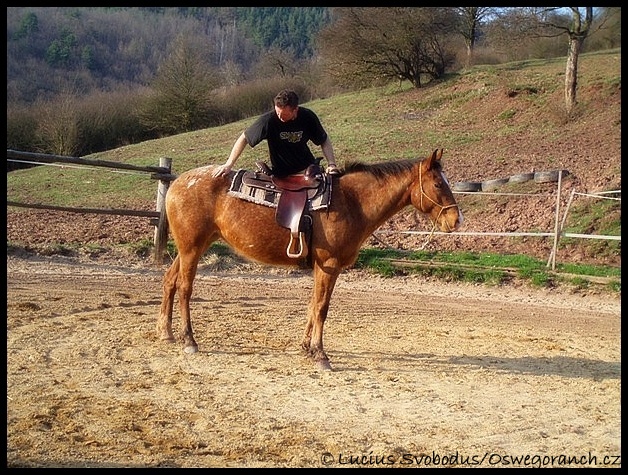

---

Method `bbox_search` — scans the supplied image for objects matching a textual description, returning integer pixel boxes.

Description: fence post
[153,157,172,264]
[547,170,564,270]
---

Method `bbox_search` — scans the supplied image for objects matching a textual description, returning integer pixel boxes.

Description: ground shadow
[329,349,620,380]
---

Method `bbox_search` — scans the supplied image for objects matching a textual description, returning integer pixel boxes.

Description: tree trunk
[564,35,584,117]
[465,42,472,68]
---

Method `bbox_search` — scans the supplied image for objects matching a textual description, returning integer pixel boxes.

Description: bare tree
[586,7,621,50]
[253,46,300,80]
[455,7,496,67]
[500,7,611,116]
[35,87,80,156]
[532,7,595,116]
[562,8,592,115]
[319,7,458,89]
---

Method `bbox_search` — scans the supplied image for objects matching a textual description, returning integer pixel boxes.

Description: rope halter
[418,164,460,249]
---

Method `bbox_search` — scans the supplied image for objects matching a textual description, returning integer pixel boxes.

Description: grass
[353,247,620,294]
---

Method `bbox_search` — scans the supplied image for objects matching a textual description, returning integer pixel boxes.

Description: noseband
[418,165,459,247]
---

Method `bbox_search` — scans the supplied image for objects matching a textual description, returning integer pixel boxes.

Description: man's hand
[326,164,340,175]
[212,164,231,177]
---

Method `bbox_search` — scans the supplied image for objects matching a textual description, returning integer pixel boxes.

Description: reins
[418,164,459,249]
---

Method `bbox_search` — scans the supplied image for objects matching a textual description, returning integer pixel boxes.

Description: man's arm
[212,132,248,177]
[320,137,339,174]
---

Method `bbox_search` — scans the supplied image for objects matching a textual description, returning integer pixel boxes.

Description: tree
[35,90,80,156]
[495,7,606,117]
[319,7,458,89]
[586,7,621,50]
[253,46,300,79]
[13,11,39,40]
[561,8,593,116]
[138,36,219,135]
[529,8,596,116]
[455,7,496,67]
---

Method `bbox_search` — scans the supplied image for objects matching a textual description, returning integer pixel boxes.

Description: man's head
[274,89,299,122]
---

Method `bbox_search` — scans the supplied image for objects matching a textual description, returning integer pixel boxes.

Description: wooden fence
[6,149,176,263]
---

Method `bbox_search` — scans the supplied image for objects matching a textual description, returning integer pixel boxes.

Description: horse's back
[167,165,227,209]
[170,165,219,193]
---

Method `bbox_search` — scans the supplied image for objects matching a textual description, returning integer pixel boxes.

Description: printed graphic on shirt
[279,131,303,143]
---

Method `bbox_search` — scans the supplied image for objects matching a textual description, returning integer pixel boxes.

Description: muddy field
[6,254,621,468]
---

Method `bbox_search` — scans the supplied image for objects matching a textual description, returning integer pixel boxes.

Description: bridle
[418,164,459,248]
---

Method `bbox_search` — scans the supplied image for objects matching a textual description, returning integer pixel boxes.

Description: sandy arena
[6,253,621,468]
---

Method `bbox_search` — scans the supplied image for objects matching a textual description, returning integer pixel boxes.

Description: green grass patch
[354,248,619,293]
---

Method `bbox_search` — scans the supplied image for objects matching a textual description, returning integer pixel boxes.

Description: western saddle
[239,161,322,259]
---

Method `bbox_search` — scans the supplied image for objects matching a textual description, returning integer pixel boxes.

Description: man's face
[275,105,298,122]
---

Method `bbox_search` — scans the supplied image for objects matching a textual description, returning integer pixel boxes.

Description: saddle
[270,163,324,259]
[232,161,329,259]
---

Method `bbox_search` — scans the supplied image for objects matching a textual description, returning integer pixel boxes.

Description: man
[212,89,339,178]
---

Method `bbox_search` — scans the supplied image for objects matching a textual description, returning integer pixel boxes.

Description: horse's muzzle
[439,206,463,232]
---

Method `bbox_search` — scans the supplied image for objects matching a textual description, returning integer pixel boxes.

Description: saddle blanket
[228,169,332,211]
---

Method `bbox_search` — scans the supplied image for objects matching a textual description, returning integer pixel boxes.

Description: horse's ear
[424,149,443,170]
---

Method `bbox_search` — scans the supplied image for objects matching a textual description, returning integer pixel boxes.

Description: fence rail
[6,200,160,218]
[7,150,175,263]
[6,149,173,176]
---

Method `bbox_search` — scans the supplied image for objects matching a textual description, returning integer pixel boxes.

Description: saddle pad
[228,169,331,211]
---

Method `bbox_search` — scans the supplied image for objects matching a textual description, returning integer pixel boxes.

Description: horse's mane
[343,157,440,180]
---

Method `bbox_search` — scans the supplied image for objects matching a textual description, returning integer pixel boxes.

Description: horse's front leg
[302,266,340,371]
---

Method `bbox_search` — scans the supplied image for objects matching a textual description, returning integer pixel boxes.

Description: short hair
[274,89,299,108]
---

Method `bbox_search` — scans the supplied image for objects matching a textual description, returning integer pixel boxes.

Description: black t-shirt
[244,107,328,177]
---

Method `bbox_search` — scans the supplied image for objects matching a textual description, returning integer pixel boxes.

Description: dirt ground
[6,252,621,468]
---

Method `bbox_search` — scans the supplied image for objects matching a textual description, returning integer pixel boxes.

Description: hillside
[7,50,621,268]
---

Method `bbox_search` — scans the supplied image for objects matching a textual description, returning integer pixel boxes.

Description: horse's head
[412,149,463,232]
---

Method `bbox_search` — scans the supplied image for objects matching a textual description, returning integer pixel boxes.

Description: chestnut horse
[158,149,462,370]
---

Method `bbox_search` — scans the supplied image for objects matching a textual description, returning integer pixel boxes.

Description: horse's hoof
[183,345,198,354]
[160,336,176,343]
[316,359,333,371]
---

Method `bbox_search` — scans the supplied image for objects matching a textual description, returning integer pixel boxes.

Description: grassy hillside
[7,49,621,270]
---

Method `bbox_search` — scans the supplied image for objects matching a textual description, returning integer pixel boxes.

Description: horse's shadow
[330,349,621,380]
[195,344,620,380]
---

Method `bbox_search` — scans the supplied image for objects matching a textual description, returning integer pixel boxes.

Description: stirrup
[287,232,307,259]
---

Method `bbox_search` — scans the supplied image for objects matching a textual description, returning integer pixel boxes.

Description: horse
[158,149,463,370]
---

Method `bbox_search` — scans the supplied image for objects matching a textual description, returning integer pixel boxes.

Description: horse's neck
[342,172,413,227]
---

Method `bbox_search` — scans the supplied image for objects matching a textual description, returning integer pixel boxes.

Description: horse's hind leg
[158,248,203,352]
[176,252,203,354]
[157,255,180,342]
